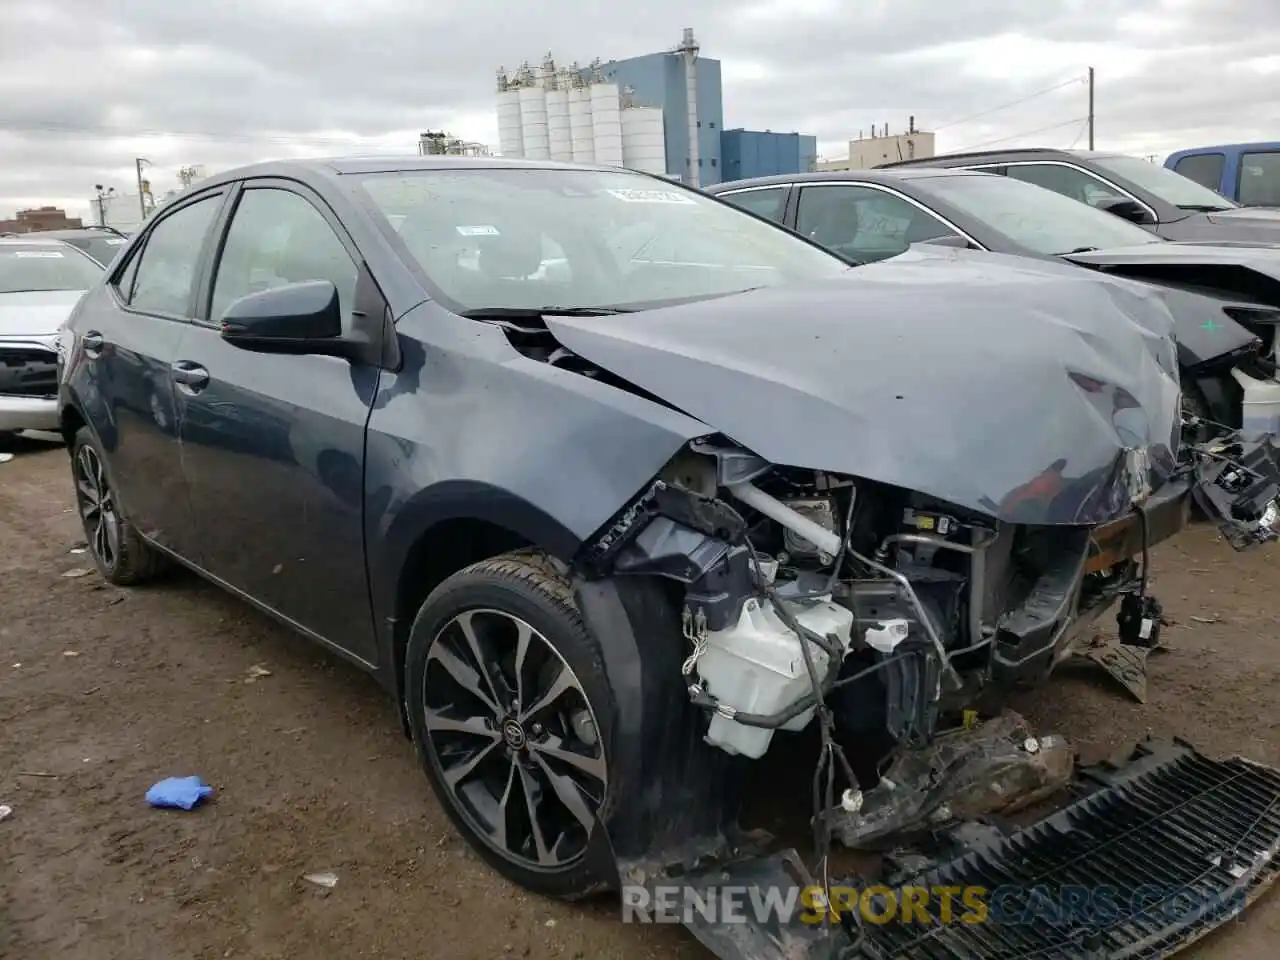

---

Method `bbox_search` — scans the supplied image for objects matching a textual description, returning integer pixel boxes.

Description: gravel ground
[1,438,1277,960]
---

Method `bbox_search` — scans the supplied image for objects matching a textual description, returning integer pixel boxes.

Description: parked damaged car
[879,146,1280,244]
[57,158,1280,958]
[710,168,1280,439]
[1,236,104,441]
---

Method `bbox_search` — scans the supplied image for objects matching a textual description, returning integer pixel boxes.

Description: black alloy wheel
[69,426,165,585]
[406,553,615,898]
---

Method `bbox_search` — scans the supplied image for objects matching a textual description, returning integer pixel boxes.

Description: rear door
[173,179,383,662]
[70,190,226,561]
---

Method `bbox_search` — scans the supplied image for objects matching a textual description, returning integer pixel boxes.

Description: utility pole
[135,158,151,221]
[93,184,116,227]
[1087,66,1095,150]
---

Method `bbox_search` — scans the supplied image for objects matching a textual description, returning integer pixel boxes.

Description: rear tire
[69,426,166,585]
[405,550,616,900]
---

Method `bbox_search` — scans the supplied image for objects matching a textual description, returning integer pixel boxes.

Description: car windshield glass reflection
[354,167,850,312]
[0,246,103,294]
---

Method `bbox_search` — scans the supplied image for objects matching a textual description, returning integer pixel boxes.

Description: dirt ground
[1,437,1278,960]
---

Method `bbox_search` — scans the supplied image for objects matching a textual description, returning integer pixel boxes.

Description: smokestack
[679,27,700,187]
[909,115,915,134]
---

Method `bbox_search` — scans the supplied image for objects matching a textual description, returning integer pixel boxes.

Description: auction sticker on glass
[606,189,696,204]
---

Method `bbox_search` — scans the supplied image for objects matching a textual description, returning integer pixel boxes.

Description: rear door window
[718,187,788,223]
[1172,153,1225,191]
[1238,151,1280,207]
[795,184,951,262]
[128,196,222,317]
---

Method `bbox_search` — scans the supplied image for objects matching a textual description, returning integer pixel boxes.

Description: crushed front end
[571,430,1280,959]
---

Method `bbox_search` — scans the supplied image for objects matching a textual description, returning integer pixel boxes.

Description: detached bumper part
[678,738,1280,960]
[1191,434,1280,549]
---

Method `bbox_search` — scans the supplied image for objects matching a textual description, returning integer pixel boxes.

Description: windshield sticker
[12,250,66,258]
[456,225,500,236]
[605,188,696,205]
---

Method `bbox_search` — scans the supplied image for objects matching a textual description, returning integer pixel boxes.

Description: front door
[76,191,226,560]
[174,182,382,663]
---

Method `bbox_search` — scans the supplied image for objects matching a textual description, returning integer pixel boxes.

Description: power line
[952,116,1089,152]
[932,74,1087,133]
[1066,116,1092,149]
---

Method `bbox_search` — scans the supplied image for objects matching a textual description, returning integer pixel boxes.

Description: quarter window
[795,184,952,263]
[1004,164,1129,210]
[210,188,358,324]
[719,187,787,223]
[128,195,222,316]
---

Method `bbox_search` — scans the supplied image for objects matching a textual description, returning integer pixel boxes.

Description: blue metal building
[590,52,725,186]
[720,129,819,183]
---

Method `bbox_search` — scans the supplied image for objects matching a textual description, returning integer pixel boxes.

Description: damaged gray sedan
[56,157,1280,959]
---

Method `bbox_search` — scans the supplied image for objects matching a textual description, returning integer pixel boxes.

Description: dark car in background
[709,168,1280,435]
[879,147,1280,244]
[27,226,131,268]
[55,155,1280,959]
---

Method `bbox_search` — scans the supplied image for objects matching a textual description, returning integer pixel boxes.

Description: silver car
[0,237,104,439]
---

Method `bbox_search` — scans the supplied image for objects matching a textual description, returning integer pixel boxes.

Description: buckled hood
[546,247,1184,526]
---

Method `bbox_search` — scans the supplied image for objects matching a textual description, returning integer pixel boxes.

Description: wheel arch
[373,482,584,734]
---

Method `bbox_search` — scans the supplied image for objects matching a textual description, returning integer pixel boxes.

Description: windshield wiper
[1176,204,1234,212]
[1059,246,1100,255]
[458,306,635,319]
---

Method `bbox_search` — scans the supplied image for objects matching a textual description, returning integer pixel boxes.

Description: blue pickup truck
[1165,141,1280,206]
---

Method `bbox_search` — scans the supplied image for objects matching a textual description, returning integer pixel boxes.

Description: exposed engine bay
[585,429,1280,857]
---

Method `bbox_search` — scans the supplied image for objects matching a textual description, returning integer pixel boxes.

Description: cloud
[1,0,1276,217]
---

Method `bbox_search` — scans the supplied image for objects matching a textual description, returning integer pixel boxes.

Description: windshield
[921,173,1163,255]
[353,167,850,312]
[0,245,104,294]
[1091,154,1237,210]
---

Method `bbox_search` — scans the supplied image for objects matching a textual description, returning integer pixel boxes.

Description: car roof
[28,228,123,241]
[0,236,76,248]
[707,167,994,191]
[196,154,633,191]
[879,148,1128,168]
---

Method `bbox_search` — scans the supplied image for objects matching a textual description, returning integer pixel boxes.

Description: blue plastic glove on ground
[145,776,214,810]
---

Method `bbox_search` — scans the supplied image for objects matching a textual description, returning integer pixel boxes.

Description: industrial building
[493,29,816,187]
[816,123,936,171]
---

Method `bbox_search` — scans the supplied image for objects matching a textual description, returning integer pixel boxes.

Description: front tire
[69,426,166,585]
[405,550,616,900]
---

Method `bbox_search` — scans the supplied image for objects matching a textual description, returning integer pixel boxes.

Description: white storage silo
[621,106,667,175]
[518,85,550,160]
[546,88,572,163]
[589,82,624,166]
[496,89,524,158]
[568,87,596,163]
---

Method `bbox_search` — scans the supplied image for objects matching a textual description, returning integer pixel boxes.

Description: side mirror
[219,280,349,357]
[1099,198,1156,225]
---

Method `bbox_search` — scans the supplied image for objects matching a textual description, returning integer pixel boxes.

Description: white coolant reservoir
[696,597,855,759]
[1230,367,1280,440]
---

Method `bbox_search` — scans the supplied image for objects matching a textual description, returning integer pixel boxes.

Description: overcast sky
[2,0,1278,219]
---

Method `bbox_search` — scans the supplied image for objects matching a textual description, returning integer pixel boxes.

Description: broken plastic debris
[303,872,338,888]
[1190,616,1220,624]
[244,665,272,683]
[61,568,93,578]
[0,804,12,822]
[63,650,80,658]
[145,776,214,811]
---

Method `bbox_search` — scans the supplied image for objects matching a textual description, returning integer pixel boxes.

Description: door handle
[171,361,209,392]
[81,331,104,357]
